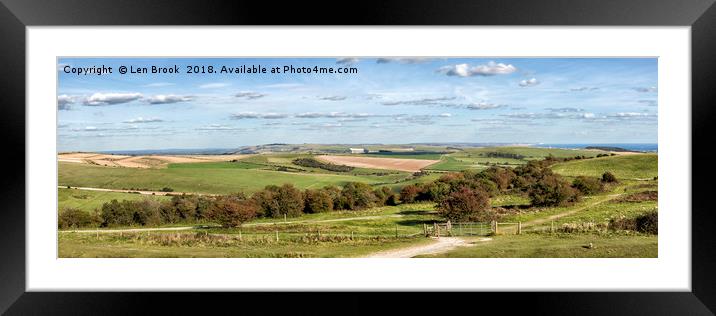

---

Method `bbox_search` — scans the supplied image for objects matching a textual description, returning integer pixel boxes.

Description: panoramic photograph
[57,57,658,258]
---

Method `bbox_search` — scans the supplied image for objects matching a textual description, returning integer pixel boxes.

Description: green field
[426,146,613,171]
[427,156,487,171]
[416,233,657,258]
[58,188,170,213]
[58,161,410,195]
[551,154,658,179]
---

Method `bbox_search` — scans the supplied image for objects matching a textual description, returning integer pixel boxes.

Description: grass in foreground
[58,233,434,258]
[416,233,657,258]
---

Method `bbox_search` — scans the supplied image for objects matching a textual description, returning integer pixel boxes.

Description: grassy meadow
[57,146,659,258]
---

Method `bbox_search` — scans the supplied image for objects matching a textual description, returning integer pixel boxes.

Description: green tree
[207,196,258,227]
[304,189,334,213]
[529,174,581,207]
[435,187,492,222]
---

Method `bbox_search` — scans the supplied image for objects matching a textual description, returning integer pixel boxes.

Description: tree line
[59,155,619,229]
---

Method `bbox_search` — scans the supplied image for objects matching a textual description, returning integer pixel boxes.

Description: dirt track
[364,237,491,258]
[316,155,438,172]
[522,193,622,227]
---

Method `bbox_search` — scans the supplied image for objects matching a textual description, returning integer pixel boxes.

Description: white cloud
[633,86,657,93]
[319,96,347,101]
[123,117,164,123]
[376,57,433,64]
[437,61,517,77]
[545,107,584,113]
[382,97,456,106]
[519,78,540,87]
[294,112,387,119]
[439,113,452,117]
[570,87,599,92]
[196,124,246,131]
[230,112,289,119]
[608,112,655,118]
[235,91,266,100]
[57,94,74,110]
[465,102,507,110]
[146,94,193,104]
[199,83,230,89]
[336,58,359,65]
[84,92,143,106]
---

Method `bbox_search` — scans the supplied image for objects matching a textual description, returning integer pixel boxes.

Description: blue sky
[57,57,657,151]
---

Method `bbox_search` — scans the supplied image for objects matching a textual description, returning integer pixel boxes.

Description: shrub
[131,199,162,226]
[304,189,334,213]
[528,174,581,207]
[322,186,344,210]
[100,199,135,227]
[399,184,422,204]
[207,196,257,227]
[160,187,174,192]
[571,176,604,195]
[341,182,378,210]
[292,157,354,172]
[385,194,400,206]
[251,184,305,218]
[601,171,618,183]
[435,187,492,222]
[58,207,98,229]
[170,195,198,220]
[483,152,525,160]
[482,167,516,192]
[636,211,658,234]
[609,211,658,234]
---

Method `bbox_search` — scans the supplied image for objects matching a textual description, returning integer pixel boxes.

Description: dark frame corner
[1,0,715,314]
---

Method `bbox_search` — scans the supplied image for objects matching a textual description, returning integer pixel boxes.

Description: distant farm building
[349,148,367,154]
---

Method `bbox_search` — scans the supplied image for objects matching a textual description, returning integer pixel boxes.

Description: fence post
[551,221,554,234]
[517,222,522,235]
[284,213,287,223]
[275,230,279,242]
[395,225,398,238]
[351,231,354,240]
[239,230,242,241]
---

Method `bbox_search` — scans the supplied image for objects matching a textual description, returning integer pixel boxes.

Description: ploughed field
[315,155,439,172]
[58,152,250,169]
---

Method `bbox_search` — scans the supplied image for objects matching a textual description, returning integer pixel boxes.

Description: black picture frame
[1,0,715,314]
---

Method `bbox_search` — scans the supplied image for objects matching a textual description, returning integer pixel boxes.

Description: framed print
[2,0,715,314]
